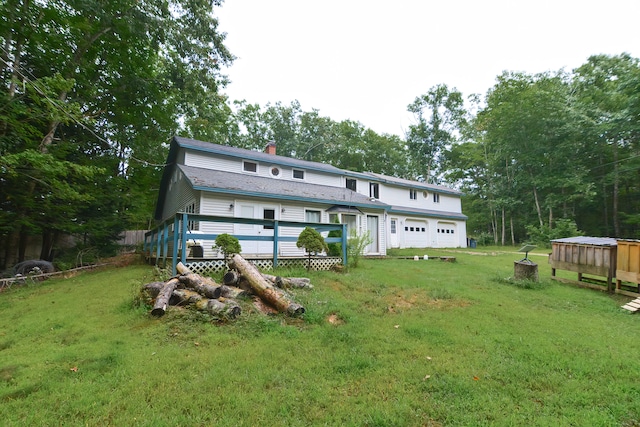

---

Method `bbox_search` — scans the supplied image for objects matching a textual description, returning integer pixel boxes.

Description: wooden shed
[549,237,617,292]
[616,239,640,297]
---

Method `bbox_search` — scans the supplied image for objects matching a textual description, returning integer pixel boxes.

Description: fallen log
[172,289,242,319]
[176,262,222,299]
[223,270,313,290]
[141,281,165,299]
[228,254,305,316]
[151,277,180,317]
[219,285,248,299]
[262,273,314,290]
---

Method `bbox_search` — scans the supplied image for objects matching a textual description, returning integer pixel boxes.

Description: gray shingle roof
[179,164,389,209]
[175,136,343,174]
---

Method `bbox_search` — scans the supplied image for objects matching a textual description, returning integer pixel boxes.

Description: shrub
[347,229,372,268]
[213,233,241,260]
[327,217,342,256]
[296,227,328,270]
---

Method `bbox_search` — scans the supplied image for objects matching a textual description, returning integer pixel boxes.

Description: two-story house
[154,136,467,257]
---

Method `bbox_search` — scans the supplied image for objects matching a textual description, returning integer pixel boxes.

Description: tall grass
[0,252,639,426]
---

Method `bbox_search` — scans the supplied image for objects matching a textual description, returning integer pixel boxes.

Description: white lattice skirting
[184,257,343,276]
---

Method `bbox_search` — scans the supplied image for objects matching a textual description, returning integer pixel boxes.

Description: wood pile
[140,254,310,319]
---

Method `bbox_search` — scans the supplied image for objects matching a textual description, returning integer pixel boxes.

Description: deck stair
[621,298,640,313]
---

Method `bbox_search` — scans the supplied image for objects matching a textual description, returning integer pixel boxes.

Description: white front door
[390,218,399,248]
[258,205,277,254]
[236,205,259,254]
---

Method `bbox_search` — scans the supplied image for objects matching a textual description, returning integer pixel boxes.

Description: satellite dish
[517,245,537,262]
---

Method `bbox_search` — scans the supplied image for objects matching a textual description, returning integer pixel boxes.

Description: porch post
[180,213,188,267]
[341,223,347,266]
[172,215,180,275]
[273,220,279,268]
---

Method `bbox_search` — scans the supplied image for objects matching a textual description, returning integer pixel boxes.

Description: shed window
[243,161,257,173]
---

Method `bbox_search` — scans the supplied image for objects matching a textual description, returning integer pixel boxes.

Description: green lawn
[1,252,639,426]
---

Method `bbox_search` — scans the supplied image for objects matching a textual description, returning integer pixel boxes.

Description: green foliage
[213,233,241,259]
[296,227,328,254]
[346,229,372,268]
[326,217,342,257]
[297,227,328,270]
[525,219,582,248]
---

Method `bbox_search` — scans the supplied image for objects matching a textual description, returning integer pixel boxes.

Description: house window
[306,210,321,223]
[405,226,409,231]
[243,161,257,173]
[433,193,440,203]
[263,208,275,230]
[346,178,357,191]
[410,227,414,232]
[421,228,426,232]
[390,220,397,234]
[369,182,379,199]
[293,169,305,179]
[270,166,281,177]
[185,202,199,231]
[410,189,417,200]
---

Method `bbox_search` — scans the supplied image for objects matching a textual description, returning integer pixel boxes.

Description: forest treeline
[1,1,639,268]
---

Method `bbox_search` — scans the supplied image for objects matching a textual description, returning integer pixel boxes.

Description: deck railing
[144,213,347,275]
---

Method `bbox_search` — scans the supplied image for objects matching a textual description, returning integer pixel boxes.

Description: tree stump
[514,261,539,282]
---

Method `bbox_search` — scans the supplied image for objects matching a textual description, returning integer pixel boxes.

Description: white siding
[378,184,461,214]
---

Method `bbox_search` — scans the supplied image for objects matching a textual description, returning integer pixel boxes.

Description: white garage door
[404,220,428,248]
[436,222,456,247]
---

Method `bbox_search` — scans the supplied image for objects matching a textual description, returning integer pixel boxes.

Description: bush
[213,233,241,260]
[296,227,328,270]
[327,217,342,256]
[347,229,372,268]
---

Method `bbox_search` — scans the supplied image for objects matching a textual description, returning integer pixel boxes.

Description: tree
[406,84,466,183]
[213,233,241,261]
[0,0,233,267]
[296,227,328,270]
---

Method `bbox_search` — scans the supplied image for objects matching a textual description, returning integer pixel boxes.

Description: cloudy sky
[216,0,640,136]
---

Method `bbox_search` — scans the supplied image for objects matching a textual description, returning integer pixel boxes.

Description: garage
[436,222,457,247]
[404,219,428,248]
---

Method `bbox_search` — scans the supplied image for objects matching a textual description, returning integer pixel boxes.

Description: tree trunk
[219,285,248,299]
[501,207,505,246]
[176,262,222,299]
[510,215,515,246]
[532,185,544,227]
[228,254,305,316]
[514,261,539,282]
[262,273,313,289]
[172,289,241,319]
[151,278,180,317]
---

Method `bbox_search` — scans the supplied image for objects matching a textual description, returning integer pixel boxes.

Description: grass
[1,252,639,426]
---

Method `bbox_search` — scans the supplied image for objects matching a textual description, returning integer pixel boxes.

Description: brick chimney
[264,141,276,155]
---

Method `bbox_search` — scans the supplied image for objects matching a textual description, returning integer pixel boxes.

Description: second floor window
[293,169,305,179]
[369,183,379,199]
[346,178,356,191]
[410,189,417,200]
[243,161,257,173]
[433,193,440,203]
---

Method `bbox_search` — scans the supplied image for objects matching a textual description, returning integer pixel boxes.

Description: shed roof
[551,236,618,246]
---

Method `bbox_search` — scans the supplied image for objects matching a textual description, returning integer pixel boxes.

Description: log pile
[141,255,310,319]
